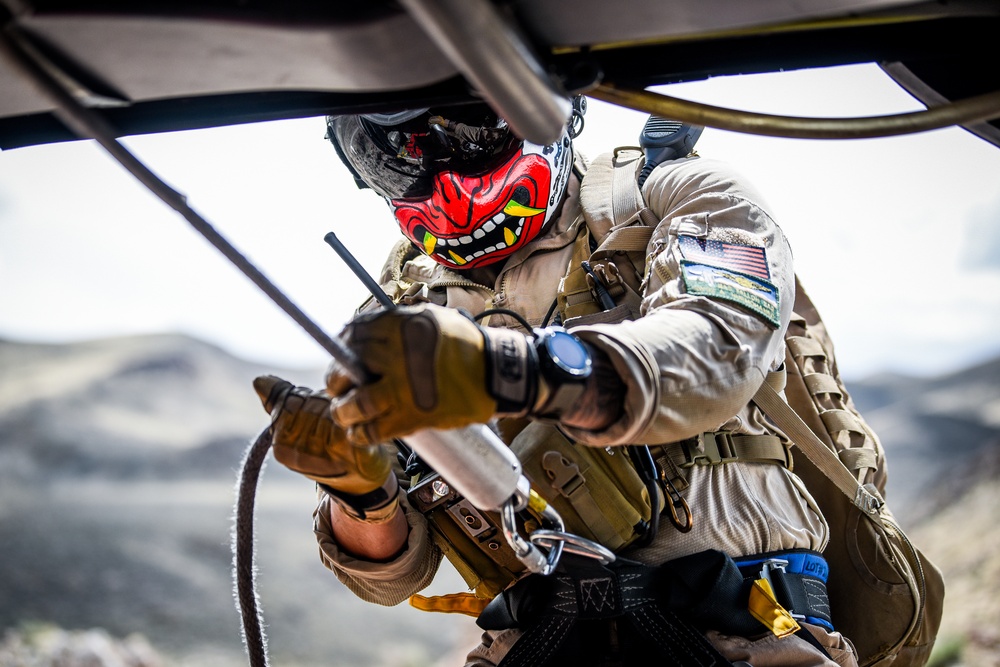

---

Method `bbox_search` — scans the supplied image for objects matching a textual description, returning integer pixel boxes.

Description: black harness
[478,549,834,667]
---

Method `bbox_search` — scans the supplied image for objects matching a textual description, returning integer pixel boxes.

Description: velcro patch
[680,261,780,328]
[678,235,771,280]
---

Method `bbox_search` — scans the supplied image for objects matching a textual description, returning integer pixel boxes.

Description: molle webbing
[652,430,791,492]
[784,309,882,485]
[557,217,656,325]
[560,148,658,326]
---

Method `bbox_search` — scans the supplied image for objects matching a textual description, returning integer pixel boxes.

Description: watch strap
[532,375,590,421]
[483,327,538,415]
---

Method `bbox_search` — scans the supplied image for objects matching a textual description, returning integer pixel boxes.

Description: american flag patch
[678,235,770,280]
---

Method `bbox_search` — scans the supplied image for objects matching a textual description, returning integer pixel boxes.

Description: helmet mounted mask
[327,105,574,270]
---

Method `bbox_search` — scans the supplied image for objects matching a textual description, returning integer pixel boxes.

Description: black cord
[234,429,273,667]
[474,307,533,331]
[628,445,661,548]
[541,298,559,327]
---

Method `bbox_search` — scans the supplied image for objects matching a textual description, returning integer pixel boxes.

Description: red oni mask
[390,140,570,270]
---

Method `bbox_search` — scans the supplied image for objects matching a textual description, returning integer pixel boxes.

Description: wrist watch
[532,327,593,419]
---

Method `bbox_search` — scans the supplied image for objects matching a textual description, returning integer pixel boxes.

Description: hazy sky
[1,63,999,381]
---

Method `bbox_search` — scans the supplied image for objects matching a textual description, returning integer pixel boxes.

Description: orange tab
[748,578,800,638]
[409,592,491,617]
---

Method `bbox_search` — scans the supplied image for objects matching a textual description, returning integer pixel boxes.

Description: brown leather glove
[326,303,497,446]
[254,375,397,520]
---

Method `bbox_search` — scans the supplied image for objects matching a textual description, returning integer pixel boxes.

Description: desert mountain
[849,357,1000,526]
[0,334,476,667]
[0,333,997,665]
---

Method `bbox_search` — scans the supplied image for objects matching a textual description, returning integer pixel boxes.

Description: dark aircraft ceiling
[1,0,998,149]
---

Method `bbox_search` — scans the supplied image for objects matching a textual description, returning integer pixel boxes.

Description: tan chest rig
[405,149,784,614]
[406,149,942,667]
[394,156,660,612]
[553,148,943,667]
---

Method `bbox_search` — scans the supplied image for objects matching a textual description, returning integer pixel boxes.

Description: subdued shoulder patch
[678,235,771,280]
[680,260,780,328]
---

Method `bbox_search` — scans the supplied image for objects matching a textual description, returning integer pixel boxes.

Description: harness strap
[594,224,655,254]
[734,551,834,631]
[671,432,790,469]
[752,380,886,515]
[482,555,733,667]
[610,148,646,226]
[481,549,835,666]
[652,429,791,494]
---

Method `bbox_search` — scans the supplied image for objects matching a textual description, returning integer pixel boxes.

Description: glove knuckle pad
[401,313,440,412]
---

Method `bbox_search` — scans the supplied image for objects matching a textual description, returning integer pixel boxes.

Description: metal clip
[759,558,805,620]
[759,557,788,587]
[855,483,885,515]
[500,478,567,576]
[661,470,694,533]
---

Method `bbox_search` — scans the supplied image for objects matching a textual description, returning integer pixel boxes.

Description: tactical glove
[253,375,397,520]
[326,303,506,446]
[427,115,450,129]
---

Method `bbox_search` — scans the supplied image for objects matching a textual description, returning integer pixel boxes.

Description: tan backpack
[571,148,945,667]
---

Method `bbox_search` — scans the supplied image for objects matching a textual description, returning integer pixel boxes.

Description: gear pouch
[411,421,654,601]
[511,421,653,553]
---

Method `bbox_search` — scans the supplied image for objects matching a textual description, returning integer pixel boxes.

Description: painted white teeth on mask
[473,229,486,240]
[460,235,473,245]
[483,220,496,233]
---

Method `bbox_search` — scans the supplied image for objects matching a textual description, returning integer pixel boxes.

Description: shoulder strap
[579,148,649,245]
[752,380,886,517]
[611,147,646,226]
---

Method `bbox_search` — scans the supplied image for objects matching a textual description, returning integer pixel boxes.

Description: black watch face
[546,330,591,377]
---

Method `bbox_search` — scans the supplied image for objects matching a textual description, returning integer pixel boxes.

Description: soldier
[254,102,859,667]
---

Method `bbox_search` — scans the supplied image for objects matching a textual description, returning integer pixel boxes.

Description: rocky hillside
[849,357,1000,526]
[0,334,997,666]
[0,334,476,667]
[845,361,1000,666]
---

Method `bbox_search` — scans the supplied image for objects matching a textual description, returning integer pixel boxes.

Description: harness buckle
[759,557,788,584]
[684,432,739,467]
[542,451,586,498]
[759,558,806,621]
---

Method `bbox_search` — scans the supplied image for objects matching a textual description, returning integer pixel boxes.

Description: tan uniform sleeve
[564,157,795,446]
[313,490,443,606]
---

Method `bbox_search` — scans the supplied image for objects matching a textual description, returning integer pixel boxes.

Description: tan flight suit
[312,155,859,667]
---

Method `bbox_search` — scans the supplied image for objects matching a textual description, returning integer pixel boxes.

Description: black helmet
[327,103,573,270]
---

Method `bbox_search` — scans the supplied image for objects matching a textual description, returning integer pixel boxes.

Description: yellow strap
[409,592,491,617]
[748,578,800,638]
